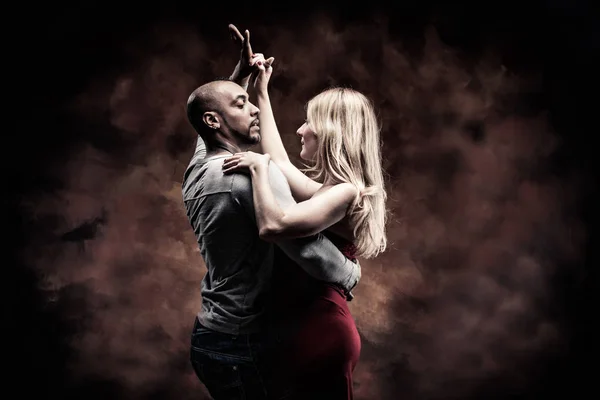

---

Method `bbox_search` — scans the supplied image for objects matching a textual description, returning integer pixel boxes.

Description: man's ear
[202,112,220,130]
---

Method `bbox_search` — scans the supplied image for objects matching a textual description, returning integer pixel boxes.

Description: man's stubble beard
[223,118,260,148]
[240,127,261,146]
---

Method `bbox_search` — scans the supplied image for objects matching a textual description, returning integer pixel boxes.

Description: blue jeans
[190,318,271,400]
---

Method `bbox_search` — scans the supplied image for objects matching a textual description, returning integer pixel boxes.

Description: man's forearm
[267,164,360,293]
[230,62,250,90]
[276,236,361,293]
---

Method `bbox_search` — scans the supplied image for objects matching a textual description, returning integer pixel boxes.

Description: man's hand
[229,24,253,76]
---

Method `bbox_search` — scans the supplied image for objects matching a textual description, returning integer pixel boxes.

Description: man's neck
[205,142,246,158]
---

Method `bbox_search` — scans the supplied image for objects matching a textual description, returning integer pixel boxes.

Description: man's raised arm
[228,24,254,91]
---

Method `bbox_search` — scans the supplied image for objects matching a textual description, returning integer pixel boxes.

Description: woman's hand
[222,151,271,174]
[252,56,275,94]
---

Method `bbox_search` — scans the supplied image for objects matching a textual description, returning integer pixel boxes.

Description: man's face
[215,82,261,147]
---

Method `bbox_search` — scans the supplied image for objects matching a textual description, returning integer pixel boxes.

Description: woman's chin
[300,152,315,162]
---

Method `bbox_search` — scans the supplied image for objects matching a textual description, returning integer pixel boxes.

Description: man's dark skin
[202,24,274,157]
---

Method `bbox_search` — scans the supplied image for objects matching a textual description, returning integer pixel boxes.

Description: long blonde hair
[304,87,387,259]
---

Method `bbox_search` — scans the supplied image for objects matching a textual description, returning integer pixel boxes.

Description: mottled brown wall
[17,11,588,400]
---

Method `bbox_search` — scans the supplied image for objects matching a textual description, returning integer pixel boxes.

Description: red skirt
[268,282,361,400]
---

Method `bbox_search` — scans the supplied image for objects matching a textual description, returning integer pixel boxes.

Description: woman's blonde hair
[304,87,387,259]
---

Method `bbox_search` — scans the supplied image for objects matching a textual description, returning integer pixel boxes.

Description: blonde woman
[222,27,387,400]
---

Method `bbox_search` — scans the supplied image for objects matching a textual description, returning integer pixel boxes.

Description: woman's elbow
[259,224,317,241]
[258,225,281,242]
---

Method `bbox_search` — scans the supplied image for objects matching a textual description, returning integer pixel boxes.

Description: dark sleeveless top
[322,231,358,263]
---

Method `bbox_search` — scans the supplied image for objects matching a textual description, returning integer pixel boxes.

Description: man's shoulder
[183,157,238,199]
[229,171,252,198]
[182,161,204,195]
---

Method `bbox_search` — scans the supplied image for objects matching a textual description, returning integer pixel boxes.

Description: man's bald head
[185,79,261,152]
[186,80,241,135]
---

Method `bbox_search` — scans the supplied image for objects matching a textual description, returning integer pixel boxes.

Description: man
[182,25,360,399]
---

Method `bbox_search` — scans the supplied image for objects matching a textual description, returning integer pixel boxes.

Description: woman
[222,56,387,399]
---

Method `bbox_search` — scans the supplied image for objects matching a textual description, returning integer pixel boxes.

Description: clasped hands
[229,24,275,91]
[224,24,275,174]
